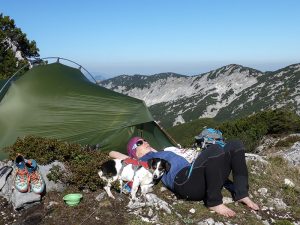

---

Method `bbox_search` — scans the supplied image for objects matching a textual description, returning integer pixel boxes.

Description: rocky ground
[1,135,300,225]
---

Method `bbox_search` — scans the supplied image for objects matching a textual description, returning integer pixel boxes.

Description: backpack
[194,128,225,149]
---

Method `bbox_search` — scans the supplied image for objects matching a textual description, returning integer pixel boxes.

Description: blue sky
[1,0,300,78]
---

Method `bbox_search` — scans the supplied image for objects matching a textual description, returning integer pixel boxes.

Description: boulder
[0,160,67,210]
[283,141,300,166]
[245,153,268,164]
[11,190,41,210]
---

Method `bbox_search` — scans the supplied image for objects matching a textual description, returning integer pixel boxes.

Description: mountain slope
[215,63,300,121]
[99,63,300,127]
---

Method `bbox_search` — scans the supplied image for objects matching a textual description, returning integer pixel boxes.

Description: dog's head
[98,160,118,182]
[147,158,171,182]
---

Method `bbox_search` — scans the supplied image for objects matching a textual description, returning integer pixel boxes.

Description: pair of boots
[14,155,45,194]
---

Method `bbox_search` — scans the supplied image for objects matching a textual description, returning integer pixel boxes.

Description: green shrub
[167,118,218,147]
[168,109,300,152]
[5,136,111,191]
[218,109,300,152]
[47,165,64,183]
[275,135,300,148]
[274,220,293,225]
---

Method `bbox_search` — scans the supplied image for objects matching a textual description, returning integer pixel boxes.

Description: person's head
[127,137,152,159]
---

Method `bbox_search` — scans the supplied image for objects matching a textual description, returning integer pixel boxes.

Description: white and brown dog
[98,158,170,200]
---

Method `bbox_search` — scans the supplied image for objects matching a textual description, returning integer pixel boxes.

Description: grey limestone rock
[0,160,67,210]
[283,141,300,166]
[39,161,67,192]
[11,190,41,210]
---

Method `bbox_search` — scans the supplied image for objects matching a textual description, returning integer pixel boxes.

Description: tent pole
[154,121,179,147]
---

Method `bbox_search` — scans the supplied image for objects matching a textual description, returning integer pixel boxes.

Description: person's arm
[109,151,129,160]
[151,148,157,152]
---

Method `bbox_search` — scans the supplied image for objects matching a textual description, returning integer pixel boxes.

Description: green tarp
[0,63,175,159]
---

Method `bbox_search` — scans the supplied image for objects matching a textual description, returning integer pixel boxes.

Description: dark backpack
[195,128,225,149]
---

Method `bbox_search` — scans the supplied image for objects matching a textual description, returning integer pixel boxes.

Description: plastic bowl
[63,193,83,206]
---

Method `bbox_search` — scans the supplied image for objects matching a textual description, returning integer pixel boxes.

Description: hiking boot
[27,160,45,194]
[14,155,29,192]
[29,169,45,194]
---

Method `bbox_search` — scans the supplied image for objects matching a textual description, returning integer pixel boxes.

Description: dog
[98,158,170,200]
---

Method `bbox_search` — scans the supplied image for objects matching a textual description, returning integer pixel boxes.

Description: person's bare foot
[209,204,236,217]
[238,197,259,210]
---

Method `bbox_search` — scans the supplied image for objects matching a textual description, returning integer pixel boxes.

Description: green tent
[0,63,176,159]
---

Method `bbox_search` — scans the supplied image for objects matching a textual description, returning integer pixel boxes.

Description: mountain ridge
[99,63,300,127]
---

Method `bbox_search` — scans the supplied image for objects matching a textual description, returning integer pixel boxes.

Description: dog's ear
[147,158,154,168]
[163,160,171,173]
[148,158,160,168]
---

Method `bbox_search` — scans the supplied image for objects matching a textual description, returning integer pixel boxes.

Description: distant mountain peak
[100,63,300,127]
[202,64,262,80]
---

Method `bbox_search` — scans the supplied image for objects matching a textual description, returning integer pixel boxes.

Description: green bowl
[63,193,83,206]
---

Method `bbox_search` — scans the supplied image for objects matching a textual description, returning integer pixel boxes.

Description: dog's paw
[109,195,115,199]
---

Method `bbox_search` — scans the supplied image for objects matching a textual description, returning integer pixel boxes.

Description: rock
[245,153,268,164]
[127,193,172,214]
[262,220,270,225]
[267,198,288,210]
[140,216,151,223]
[189,208,195,213]
[282,141,300,166]
[39,161,67,192]
[151,214,159,223]
[46,201,58,209]
[148,208,153,217]
[284,178,295,187]
[0,161,14,168]
[197,218,215,225]
[160,187,167,192]
[145,193,172,214]
[1,160,67,211]
[1,160,67,194]
[95,192,106,202]
[255,136,279,153]
[258,188,268,196]
[222,197,233,204]
[225,223,234,225]
[0,166,13,191]
[256,213,262,220]
[82,189,89,193]
[11,190,41,210]
[0,161,15,201]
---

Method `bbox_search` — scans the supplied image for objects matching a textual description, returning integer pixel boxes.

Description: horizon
[1,1,300,78]
[95,62,300,79]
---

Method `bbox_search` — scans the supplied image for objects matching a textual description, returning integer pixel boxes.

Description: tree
[0,13,39,79]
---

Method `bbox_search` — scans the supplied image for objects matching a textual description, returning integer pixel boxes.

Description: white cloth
[163,147,199,163]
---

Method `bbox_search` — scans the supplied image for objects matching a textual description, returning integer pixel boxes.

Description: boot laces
[30,171,41,185]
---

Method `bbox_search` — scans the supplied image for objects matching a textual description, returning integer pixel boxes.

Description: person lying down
[109,136,259,217]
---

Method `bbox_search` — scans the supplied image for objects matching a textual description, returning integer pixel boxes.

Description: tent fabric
[0,79,8,101]
[0,63,175,159]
